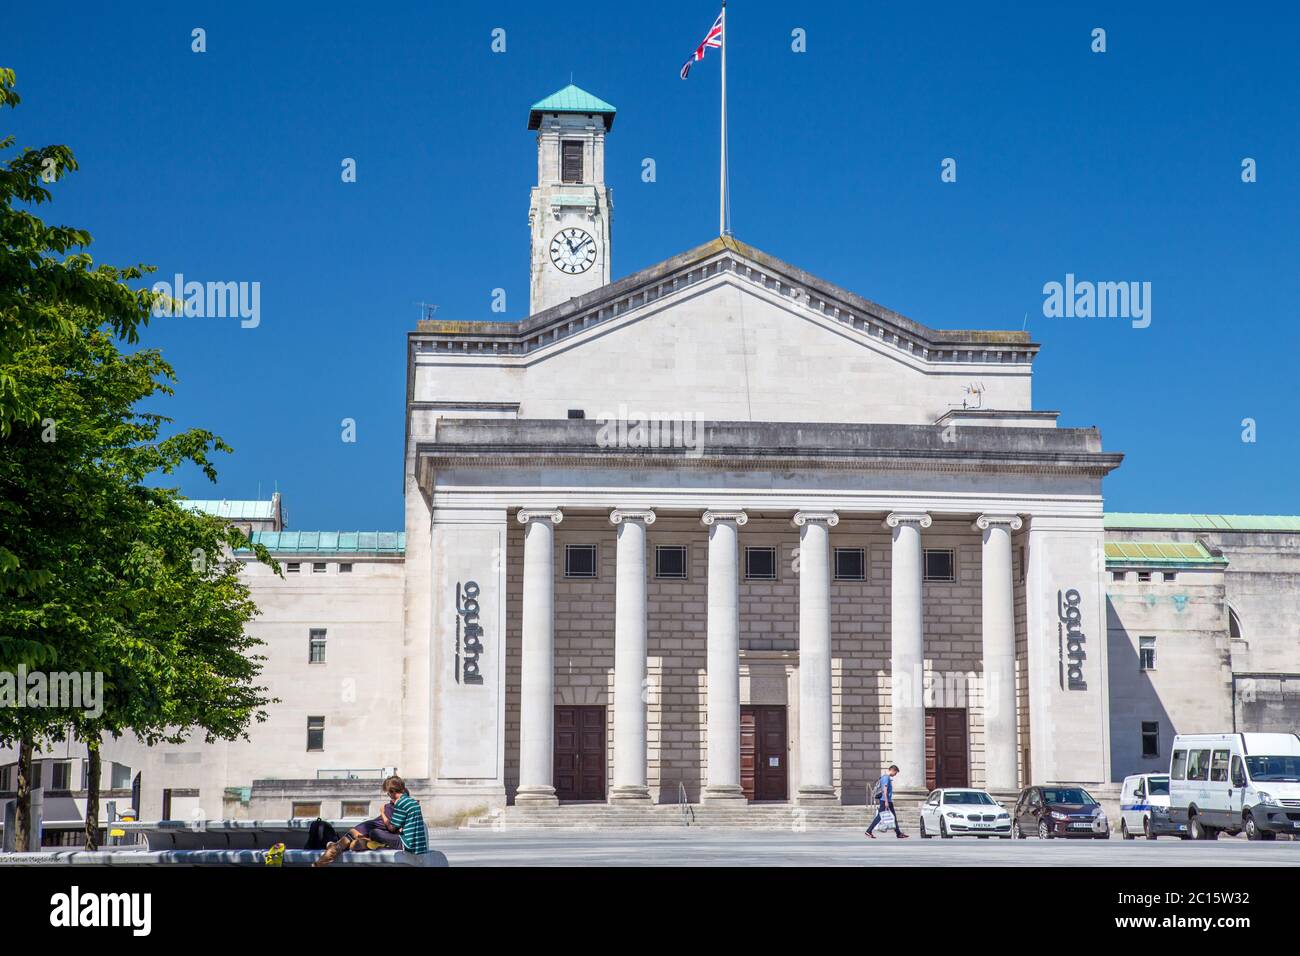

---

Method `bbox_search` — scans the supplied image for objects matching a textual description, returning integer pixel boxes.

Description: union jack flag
[680,9,724,79]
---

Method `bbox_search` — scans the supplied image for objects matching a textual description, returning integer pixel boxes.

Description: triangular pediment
[418,236,1035,369]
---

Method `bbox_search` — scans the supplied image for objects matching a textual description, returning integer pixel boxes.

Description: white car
[918,788,1012,839]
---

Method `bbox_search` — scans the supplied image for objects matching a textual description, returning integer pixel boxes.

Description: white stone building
[3,87,1298,835]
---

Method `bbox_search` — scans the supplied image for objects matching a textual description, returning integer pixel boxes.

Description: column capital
[973,513,1023,532]
[792,510,839,528]
[517,508,563,525]
[609,508,656,526]
[883,511,932,530]
[702,509,748,527]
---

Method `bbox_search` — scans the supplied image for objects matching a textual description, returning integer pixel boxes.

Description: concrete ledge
[0,849,449,867]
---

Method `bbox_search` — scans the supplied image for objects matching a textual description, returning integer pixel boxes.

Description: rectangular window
[833,548,866,581]
[654,545,688,580]
[0,764,11,791]
[1210,749,1231,783]
[110,762,132,790]
[307,716,325,752]
[291,802,322,819]
[1187,749,1212,782]
[51,760,71,791]
[286,562,300,574]
[339,563,353,573]
[564,544,598,578]
[1111,570,1126,582]
[744,546,777,581]
[1141,722,1160,758]
[309,628,327,664]
[923,549,955,582]
[561,140,584,183]
[313,562,327,574]
[1139,636,1156,671]
[1137,571,1152,582]
[342,801,370,818]
[1171,749,1187,781]
[31,762,42,789]
[1162,571,1176,583]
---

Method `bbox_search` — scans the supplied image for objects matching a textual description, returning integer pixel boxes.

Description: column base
[794,786,840,806]
[514,786,559,807]
[607,786,653,805]
[701,785,748,805]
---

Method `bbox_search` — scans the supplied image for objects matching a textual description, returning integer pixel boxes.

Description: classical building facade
[3,87,1298,833]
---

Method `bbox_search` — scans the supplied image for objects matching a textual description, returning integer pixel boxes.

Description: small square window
[309,629,327,664]
[286,562,300,574]
[655,545,688,580]
[1141,722,1160,759]
[342,801,369,817]
[1162,571,1176,583]
[339,563,353,573]
[1111,570,1126,582]
[306,716,325,752]
[1137,571,1152,582]
[292,801,322,819]
[564,544,598,578]
[1139,635,1156,672]
[833,548,866,581]
[313,562,327,574]
[923,549,955,582]
[745,547,777,581]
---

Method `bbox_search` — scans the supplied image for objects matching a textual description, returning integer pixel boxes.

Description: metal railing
[677,782,695,827]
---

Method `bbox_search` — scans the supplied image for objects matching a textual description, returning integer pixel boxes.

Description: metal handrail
[677,782,694,827]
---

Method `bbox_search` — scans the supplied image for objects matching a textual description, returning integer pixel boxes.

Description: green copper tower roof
[528,84,617,130]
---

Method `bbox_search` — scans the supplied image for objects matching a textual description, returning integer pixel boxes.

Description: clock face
[549,227,597,274]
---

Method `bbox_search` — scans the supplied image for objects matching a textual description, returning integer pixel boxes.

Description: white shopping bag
[878,810,896,831]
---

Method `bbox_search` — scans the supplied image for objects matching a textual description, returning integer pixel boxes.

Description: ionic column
[515,509,563,806]
[701,510,748,804]
[885,511,931,792]
[974,513,1023,791]
[609,508,655,804]
[793,510,839,805]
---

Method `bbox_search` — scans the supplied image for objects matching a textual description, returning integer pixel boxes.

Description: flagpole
[720,0,727,236]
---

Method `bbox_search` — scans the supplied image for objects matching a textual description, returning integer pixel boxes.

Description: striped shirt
[387,793,429,855]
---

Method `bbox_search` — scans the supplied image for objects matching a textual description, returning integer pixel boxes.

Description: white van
[1169,732,1300,840]
[1119,773,1181,839]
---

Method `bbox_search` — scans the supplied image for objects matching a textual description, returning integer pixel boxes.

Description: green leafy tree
[0,69,275,851]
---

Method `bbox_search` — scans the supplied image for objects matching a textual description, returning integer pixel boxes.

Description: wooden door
[925,708,969,789]
[554,706,606,801]
[740,706,788,801]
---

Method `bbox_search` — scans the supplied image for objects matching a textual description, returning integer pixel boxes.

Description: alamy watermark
[595,404,706,458]
[1042,273,1151,329]
[0,665,103,718]
[150,273,261,328]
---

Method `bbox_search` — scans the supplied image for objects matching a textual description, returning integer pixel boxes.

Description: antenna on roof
[416,301,439,322]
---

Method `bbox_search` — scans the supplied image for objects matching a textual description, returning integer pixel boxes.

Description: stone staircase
[464,798,933,831]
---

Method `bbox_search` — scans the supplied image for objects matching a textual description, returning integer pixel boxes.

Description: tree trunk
[83,738,101,850]
[15,735,32,852]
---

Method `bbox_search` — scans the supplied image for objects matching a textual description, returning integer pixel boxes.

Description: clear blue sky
[7,2,1299,530]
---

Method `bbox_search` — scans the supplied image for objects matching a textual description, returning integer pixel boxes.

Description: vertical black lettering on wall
[1058,588,1087,690]
[456,581,485,685]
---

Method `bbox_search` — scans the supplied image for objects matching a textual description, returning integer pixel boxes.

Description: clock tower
[527,85,615,315]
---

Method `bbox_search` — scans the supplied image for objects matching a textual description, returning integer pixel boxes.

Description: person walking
[865,764,908,839]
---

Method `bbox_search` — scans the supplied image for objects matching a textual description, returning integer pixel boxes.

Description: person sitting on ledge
[313,775,428,866]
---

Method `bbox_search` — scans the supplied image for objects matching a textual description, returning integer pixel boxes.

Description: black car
[1012,785,1110,839]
